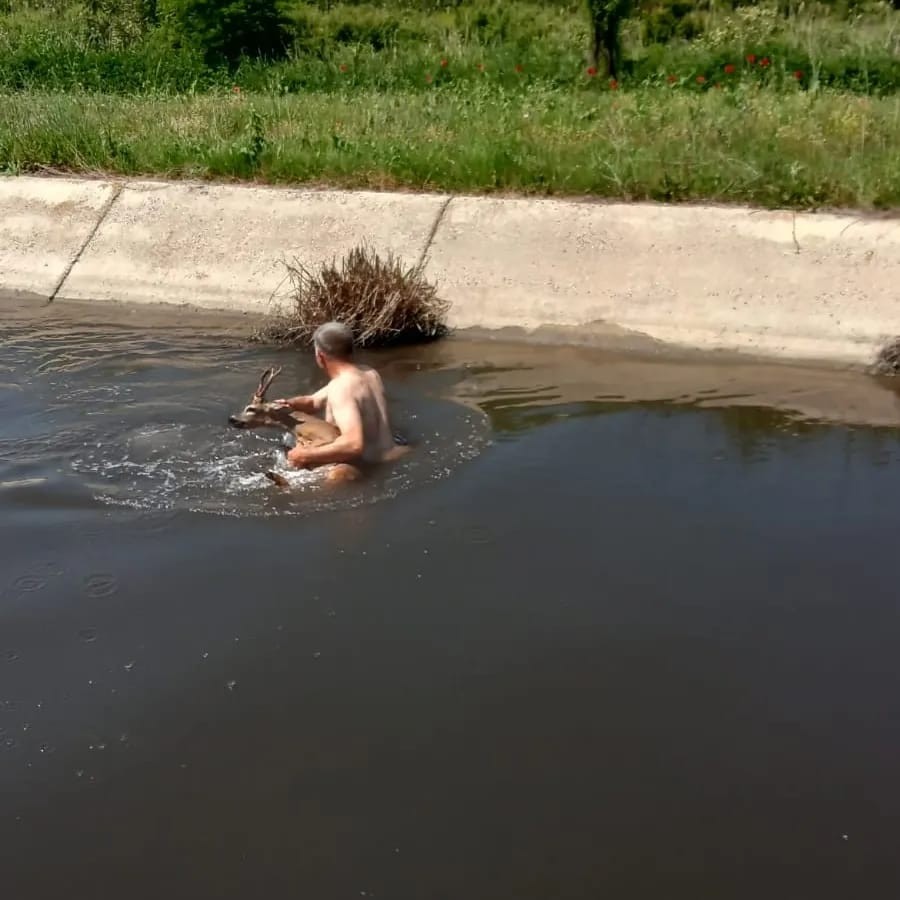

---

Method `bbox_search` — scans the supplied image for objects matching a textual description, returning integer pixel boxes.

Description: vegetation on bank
[2,1,900,208]
[8,87,897,208]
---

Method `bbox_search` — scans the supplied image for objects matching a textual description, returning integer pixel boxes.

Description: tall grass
[3,85,899,208]
[2,1,899,208]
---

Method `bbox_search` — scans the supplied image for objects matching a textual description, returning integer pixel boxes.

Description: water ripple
[1,298,490,519]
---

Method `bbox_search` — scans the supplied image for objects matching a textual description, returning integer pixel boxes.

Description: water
[3,294,900,898]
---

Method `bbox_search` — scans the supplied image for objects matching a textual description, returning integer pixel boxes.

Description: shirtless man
[274,321,404,476]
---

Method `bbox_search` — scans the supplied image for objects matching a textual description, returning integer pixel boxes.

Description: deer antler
[254,366,283,400]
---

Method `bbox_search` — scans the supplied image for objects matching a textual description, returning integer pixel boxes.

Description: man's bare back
[273,322,407,478]
[323,365,403,464]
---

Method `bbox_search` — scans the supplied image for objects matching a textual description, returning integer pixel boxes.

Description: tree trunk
[589,22,620,78]
[586,2,627,80]
[588,20,602,71]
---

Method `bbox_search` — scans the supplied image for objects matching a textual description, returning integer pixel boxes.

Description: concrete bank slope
[3,175,899,367]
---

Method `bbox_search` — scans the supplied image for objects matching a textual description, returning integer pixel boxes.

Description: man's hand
[271,387,329,415]
[286,445,312,468]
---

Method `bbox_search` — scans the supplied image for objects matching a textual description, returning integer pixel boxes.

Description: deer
[228,366,361,486]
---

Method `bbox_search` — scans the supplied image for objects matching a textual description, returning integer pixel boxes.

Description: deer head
[228,366,296,431]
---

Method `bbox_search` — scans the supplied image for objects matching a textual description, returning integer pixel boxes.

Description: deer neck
[263,406,303,433]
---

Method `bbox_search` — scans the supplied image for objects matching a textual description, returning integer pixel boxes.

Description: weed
[252,244,450,347]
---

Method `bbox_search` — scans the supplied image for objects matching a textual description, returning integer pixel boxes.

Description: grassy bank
[5,86,899,208]
[2,1,900,208]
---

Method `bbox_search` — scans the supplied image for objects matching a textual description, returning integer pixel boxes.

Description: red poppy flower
[339,64,348,73]
[760,57,771,68]
[586,66,597,77]
[231,85,241,94]
[667,74,678,84]
[793,70,803,80]
[514,64,524,74]
[746,54,757,64]
[696,75,706,84]
[724,64,736,74]
[440,59,448,68]
[477,63,485,72]
[609,78,619,90]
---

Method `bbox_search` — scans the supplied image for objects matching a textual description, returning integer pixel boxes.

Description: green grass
[2,1,900,208]
[4,85,900,209]
[3,1,899,95]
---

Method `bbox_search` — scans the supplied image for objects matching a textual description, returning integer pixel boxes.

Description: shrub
[85,0,158,48]
[640,0,702,44]
[873,338,900,376]
[159,0,290,68]
[0,28,209,93]
[252,245,450,348]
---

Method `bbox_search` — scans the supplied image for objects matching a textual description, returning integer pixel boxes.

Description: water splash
[69,412,488,519]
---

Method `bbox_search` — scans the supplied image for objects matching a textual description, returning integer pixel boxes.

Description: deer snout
[228,415,247,428]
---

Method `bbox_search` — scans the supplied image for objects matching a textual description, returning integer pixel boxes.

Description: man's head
[313,321,354,369]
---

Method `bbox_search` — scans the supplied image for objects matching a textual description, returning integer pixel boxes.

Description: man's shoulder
[358,364,383,385]
[329,370,362,397]
[338,364,378,384]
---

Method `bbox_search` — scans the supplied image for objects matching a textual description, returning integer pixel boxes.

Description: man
[274,321,405,474]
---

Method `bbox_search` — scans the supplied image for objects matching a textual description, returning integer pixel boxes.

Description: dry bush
[252,244,450,348]
[873,338,900,376]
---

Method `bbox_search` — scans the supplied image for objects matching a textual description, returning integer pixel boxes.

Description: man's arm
[276,384,329,414]
[287,385,364,468]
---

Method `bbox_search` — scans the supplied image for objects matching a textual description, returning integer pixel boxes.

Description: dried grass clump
[252,244,450,348]
[872,338,900,376]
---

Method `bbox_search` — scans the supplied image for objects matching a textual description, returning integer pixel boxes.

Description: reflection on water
[478,394,900,467]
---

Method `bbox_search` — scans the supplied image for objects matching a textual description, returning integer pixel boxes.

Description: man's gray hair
[313,321,354,359]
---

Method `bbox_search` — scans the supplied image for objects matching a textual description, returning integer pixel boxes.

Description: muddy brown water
[3,295,900,899]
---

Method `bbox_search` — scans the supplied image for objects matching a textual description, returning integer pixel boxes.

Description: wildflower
[609,78,619,90]
[696,75,706,84]
[667,74,678,84]
[586,66,597,77]
[339,64,348,73]
[477,63,485,72]
[232,85,241,94]
[514,64,524,74]
[440,59,448,68]
[746,54,756,64]
[724,64,736,74]
[760,57,771,68]
[793,70,803,80]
